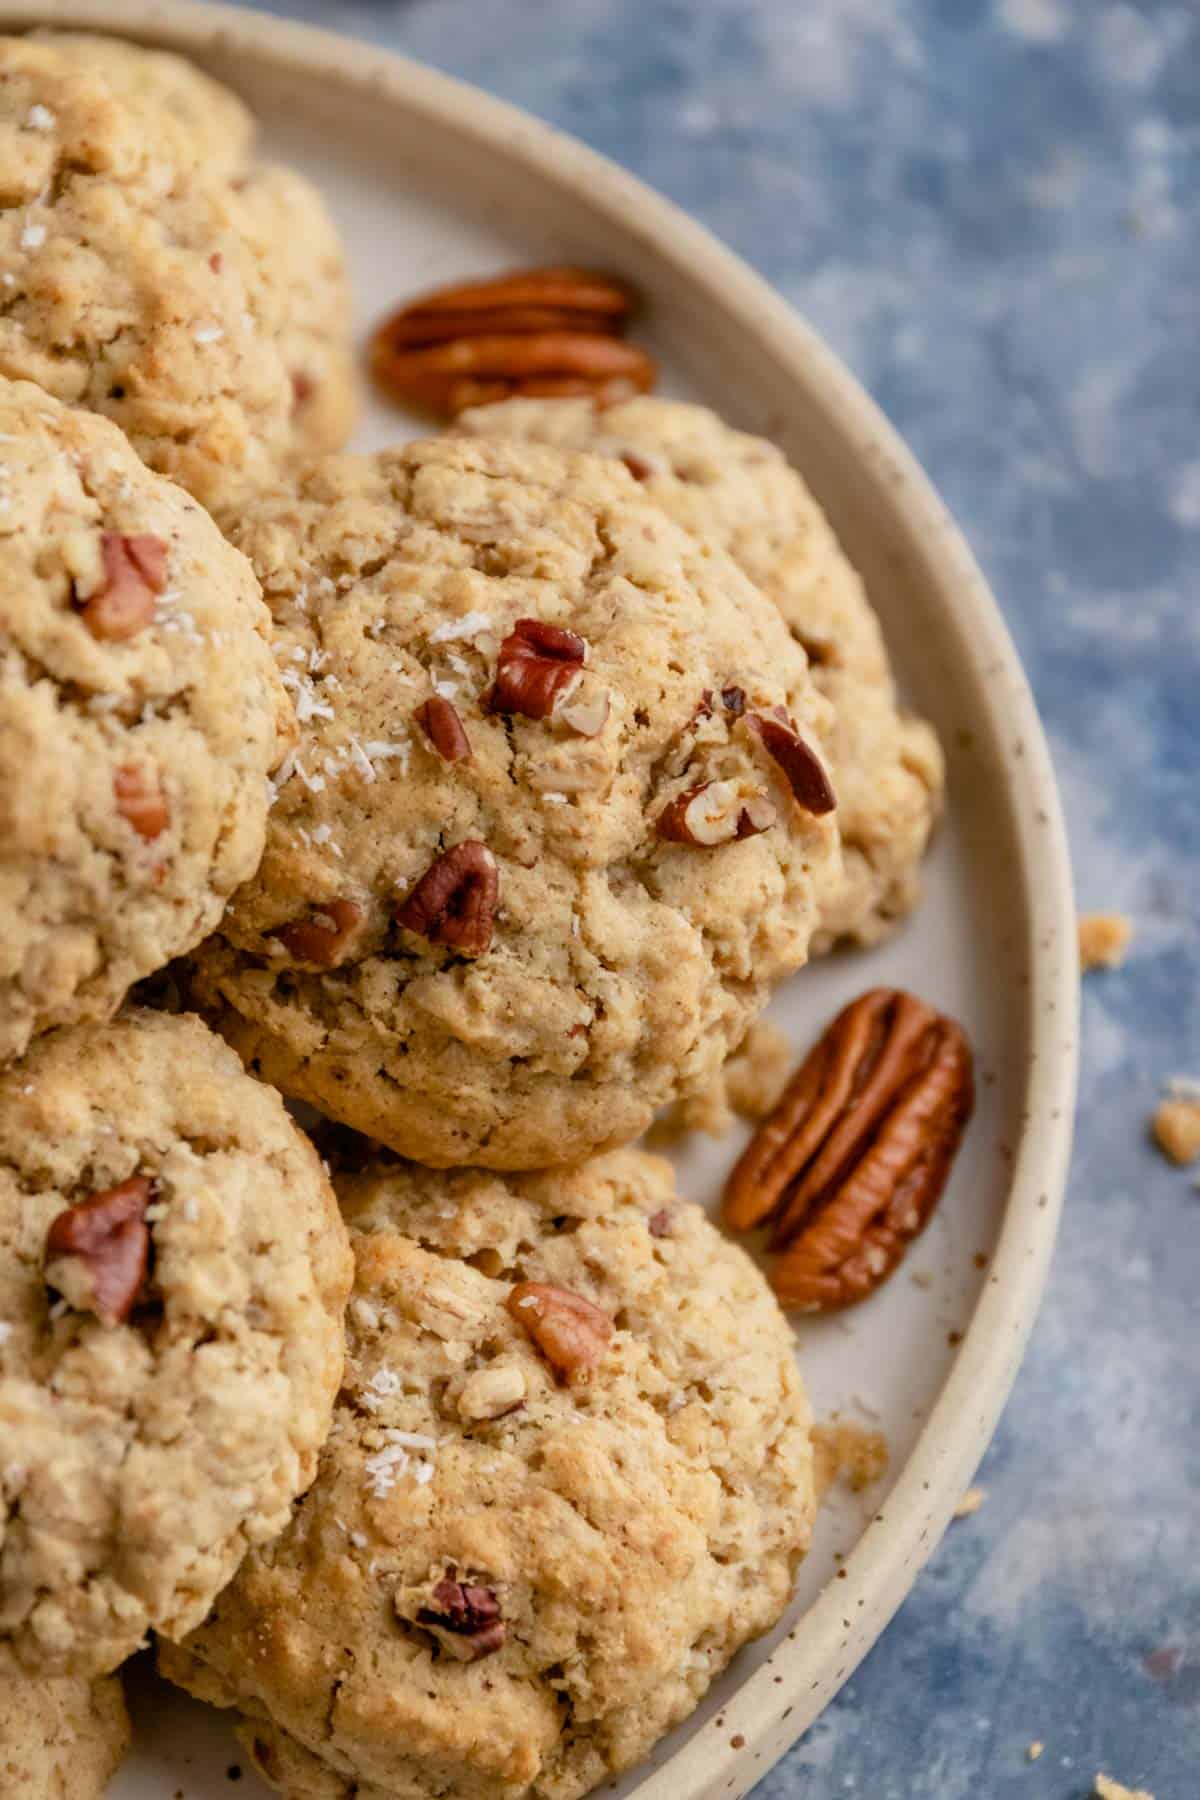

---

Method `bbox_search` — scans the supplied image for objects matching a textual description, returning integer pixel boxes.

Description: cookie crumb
[1027,1741,1043,1761]
[1094,1774,1154,1800]
[1151,1095,1200,1165]
[813,1420,890,1500]
[1078,912,1133,970]
[954,1485,986,1518]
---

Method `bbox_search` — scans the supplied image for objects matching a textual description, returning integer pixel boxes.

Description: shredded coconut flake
[348,738,376,782]
[20,222,45,250]
[193,323,224,345]
[429,611,493,645]
[0,1322,12,1346]
[25,104,55,131]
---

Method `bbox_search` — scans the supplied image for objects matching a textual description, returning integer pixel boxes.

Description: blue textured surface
[247,3,1200,1793]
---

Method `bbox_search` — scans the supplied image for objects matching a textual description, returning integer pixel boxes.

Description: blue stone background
[245,2,1200,1792]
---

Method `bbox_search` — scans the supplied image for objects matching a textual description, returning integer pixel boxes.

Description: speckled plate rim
[1,2,1079,1793]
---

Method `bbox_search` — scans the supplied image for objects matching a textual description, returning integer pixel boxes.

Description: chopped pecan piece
[489,619,586,720]
[395,841,498,956]
[113,765,168,840]
[412,1572,506,1661]
[656,778,776,846]
[274,898,364,969]
[507,1281,613,1383]
[647,1208,674,1239]
[720,685,747,717]
[370,266,655,418]
[44,1175,153,1326]
[76,533,168,641]
[724,989,974,1310]
[415,695,472,763]
[745,711,836,815]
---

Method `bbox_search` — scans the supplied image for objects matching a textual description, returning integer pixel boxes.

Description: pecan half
[412,1571,506,1661]
[371,266,655,418]
[656,778,776,846]
[489,619,586,720]
[273,898,364,969]
[395,841,498,956]
[44,1175,153,1326]
[745,711,836,815]
[507,1281,613,1384]
[113,765,168,840]
[724,989,974,1311]
[415,695,472,763]
[76,533,168,641]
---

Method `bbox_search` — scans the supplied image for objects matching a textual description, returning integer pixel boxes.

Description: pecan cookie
[32,31,358,457]
[0,1009,353,1678]
[462,395,944,948]
[0,38,295,517]
[189,434,841,1169]
[160,1147,815,1800]
[29,28,256,174]
[0,377,291,1062]
[0,1673,130,1798]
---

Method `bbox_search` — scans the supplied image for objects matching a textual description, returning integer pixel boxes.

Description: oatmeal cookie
[0,377,291,1062]
[29,28,255,174]
[235,163,358,454]
[0,38,294,516]
[462,395,944,948]
[189,434,840,1169]
[32,33,358,456]
[161,1147,815,1800]
[0,1009,353,1678]
[0,1673,130,1797]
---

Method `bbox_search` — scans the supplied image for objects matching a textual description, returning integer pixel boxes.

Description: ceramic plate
[0,5,1078,1795]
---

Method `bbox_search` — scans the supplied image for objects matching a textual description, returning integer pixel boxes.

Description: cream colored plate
[0,5,1078,1795]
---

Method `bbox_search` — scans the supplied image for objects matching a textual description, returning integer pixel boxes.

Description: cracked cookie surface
[462,395,944,948]
[189,433,840,1169]
[0,37,296,517]
[0,1009,353,1678]
[0,1672,130,1797]
[0,377,291,1061]
[30,34,358,458]
[160,1146,815,1800]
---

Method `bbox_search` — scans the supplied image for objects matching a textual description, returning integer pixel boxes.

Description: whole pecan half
[273,898,365,969]
[656,778,776,847]
[489,619,586,720]
[395,841,498,956]
[44,1175,153,1326]
[76,533,168,641]
[745,711,836,815]
[507,1281,613,1384]
[415,695,471,763]
[113,765,168,840]
[413,1571,506,1661]
[724,989,974,1311]
[371,266,655,418]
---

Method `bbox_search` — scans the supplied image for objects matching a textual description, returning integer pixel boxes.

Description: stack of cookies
[0,34,944,1800]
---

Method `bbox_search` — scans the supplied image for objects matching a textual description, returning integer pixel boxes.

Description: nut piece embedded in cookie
[44,1176,153,1326]
[112,766,169,841]
[489,617,587,719]
[74,533,167,641]
[506,1280,614,1384]
[273,899,365,969]
[745,710,837,815]
[724,988,974,1310]
[370,265,656,418]
[399,1570,506,1662]
[414,694,472,762]
[394,841,499,956]
[656,778,776,846]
